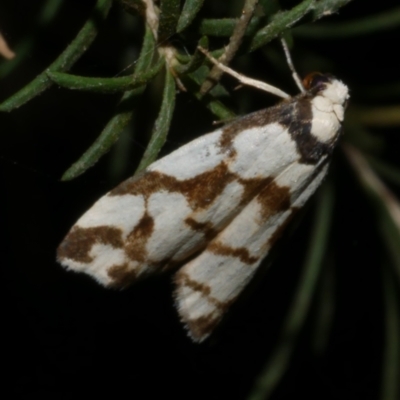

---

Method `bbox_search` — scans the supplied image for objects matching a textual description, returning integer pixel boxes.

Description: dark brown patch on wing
[184,176,278,237]
[176,271,211,297]
[124,211,154,262]
[257,181,291,221]
[180,163,235,209]
[109,170,170,197]
[185,217,218,240]
[208,242,258,264]
[109,163,237,210]
[175,271,236,311]
[276,97,332,164]
[107,263,137,288]
[58,226,124,263]
[238,176,274,206]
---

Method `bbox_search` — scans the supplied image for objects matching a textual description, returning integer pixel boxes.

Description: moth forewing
[57,66,349,342]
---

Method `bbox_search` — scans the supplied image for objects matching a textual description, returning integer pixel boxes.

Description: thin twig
[198,46,289,99]
[280,37,304,93]
[200,0,260,95]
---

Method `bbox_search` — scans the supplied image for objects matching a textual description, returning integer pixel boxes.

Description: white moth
[57,47,349,342]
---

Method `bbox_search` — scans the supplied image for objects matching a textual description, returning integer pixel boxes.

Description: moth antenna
[197,46,290,99]
[280,37,305,93]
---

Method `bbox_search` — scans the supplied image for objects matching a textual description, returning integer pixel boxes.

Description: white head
[320,78,349,106]
[303,72,349,122]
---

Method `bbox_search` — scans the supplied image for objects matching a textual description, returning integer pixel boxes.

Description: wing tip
[174,273,221,343]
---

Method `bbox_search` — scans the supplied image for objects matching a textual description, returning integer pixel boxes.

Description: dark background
[1,1,399,399]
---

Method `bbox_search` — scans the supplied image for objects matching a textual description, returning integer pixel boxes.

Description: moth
[57,46,349,342]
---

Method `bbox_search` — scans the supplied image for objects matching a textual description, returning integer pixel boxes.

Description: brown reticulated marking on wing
[175,271,239,341]
[179,162,236,209]
[107,263,137,288]
[176,271,236,311]
[109,163,237,210]
[256,180,291,222]
[176,271,211,297]
[185,217,218,241]
[208,242,259,264]
[183,176,276,240]
[124,211,154,263]
[238,176,274,207]
[276,97,331,164]
[186,313,221,342]
[57,226,124,263]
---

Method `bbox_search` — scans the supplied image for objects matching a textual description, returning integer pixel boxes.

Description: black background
[1,1,399,399]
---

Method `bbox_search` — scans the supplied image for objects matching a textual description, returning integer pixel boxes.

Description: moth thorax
[301,73,349,143]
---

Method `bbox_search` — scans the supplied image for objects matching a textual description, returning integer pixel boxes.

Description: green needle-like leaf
[47,58,164,93]
[198,17,261,38]
[312,0,353,19]
[158,0,181,43]
[177,0,205,33]
[0,0,112,112]
[249,0,315,51]
[61,26,156,181]
[136,66,176,172]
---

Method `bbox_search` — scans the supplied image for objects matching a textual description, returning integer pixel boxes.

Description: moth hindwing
[58,70,349,342]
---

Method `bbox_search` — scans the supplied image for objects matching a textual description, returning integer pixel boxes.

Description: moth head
[303,72,349,122]
[303,72,349,107]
